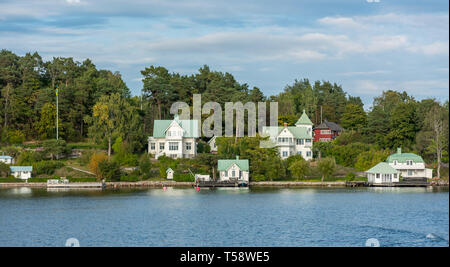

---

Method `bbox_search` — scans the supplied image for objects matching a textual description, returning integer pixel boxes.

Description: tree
[354,150,390,171]
[42,139,70,160]
[424,105,448,178]
[288,158,309,180]
[385,101,419,149]
[317,157,336,182]
[139,154,153,179]
[88,152,109,179]
[141,66,172,120]
[85,93,139,157]
[35,103,62,140]
[0,162,10,177]
[98,160,121,181]
[341,104,367,131]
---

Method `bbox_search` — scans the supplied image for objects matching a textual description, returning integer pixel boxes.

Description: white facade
[389,161,433,179]
[148,118,198,159]
[219,163,249,183]
[272,126,313,160]
[0,156,14,165]
[367,172,400,184]
[10,166,33,180]
[166,168,174,179]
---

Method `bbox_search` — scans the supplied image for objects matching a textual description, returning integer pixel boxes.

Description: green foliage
[0,162,10,177]
[17,150,43,165]
[340,104,367,131]
[317,157,337,181]
[120,175,141,182]
[5,129,26,144]
[173,173,194,182]
[288,158,310,180]
[98,160,121,181]
[354,150,390,171]
[42,139,71,160]
[138,154,153,179]
[32,160,64,175]
[197,140,211,153]
[112,137,139,166]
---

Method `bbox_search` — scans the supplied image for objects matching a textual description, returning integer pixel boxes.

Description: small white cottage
[208,136,218,153]
[366,162,400,184]
[218,156,249,183]
[10,166,33,180]
[166,168,174,180]
[0,155,14,165]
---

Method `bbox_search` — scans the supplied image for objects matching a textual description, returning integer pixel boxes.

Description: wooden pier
[196,181,248,188]
[47,182,105,189]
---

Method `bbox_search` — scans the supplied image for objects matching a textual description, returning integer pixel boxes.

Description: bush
[346,172,356,181]
[32,161,65,175]
[89,152,109,178]
[120,175,141,182]
[173,173,194,182]
[98,160,121,181]
[251,174,266,181]
[17,150,43,165]
[79,149,95,166]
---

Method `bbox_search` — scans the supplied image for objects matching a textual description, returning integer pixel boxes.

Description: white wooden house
[387,148,433,180]
[262,110,314,160]
[148,115,199,159]
[10,166,33,180]
[0,155,14,165]
[218,156,249,183]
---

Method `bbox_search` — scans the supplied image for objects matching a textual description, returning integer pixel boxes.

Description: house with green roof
[387,148,433,180]
[366,162,400,184]
[261,110,313,160]
[218,156,249,183]
[148,115,199,159]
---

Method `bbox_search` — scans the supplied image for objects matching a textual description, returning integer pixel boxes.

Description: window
[376,174,380,178]
[306,151,311,157]
[282,151,288,157]
[306,139,311,143]
[224,171,228,177]
[297,151,302,156]
[186,142,191,151]
[167,131,171,137]
[297,139,304,145]
[232,170,236,177]
[406,160,413,166]
[159,143,165,150]
[394,174,397,178]
[150,143,155,150]
[408,170,413,176]
[393,160,398,165]
[169,142,178,151]
[321,130,331,134]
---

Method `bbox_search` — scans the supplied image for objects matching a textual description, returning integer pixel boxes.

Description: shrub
[17,150,43,165]
[251,174,265,181]
[173,173,194,182]
[89,152,109,178]
[318,157,337,182]
[98,160,121,181]
[346,172,356,181]
[120,175,141,182]
[32,161,65,175]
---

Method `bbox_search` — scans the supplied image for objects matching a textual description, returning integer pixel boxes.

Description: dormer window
[393,160,398,165]
[406,160,413,166]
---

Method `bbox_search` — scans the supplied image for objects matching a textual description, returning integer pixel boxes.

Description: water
[0,186,448,247]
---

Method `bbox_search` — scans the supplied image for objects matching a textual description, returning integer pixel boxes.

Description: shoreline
[1,180,448,189]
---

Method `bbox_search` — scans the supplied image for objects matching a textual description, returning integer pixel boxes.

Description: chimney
[283,122,288,128]
[397,148,402,154]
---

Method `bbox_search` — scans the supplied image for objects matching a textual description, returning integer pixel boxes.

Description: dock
[47,182,105,189]
[196,181,248,188]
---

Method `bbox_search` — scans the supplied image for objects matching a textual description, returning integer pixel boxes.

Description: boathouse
[218,156,249,183]
[366,162,400,184]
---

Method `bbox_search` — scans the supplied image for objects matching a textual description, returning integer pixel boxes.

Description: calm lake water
[0,186,448,247]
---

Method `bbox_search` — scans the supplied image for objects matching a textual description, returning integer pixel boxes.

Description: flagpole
[56,86,59,140]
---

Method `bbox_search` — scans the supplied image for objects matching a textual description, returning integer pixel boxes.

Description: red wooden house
[313,120,343,142]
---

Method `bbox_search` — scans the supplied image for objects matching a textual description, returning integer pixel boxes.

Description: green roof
[295,110,313,125]
[366,162,399,174]
[218,156,249,171]
[262,126,312,139]
[151,118,198,138]
[386,148,424,164]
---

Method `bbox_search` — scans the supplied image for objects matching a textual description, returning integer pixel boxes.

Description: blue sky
[0,0,448,107]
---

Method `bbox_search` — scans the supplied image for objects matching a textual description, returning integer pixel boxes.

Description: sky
[0,0,448,107]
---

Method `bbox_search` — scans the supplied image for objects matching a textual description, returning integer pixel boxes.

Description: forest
[0,49,448,181]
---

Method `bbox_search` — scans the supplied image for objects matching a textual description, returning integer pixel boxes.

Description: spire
[295,109,313,126]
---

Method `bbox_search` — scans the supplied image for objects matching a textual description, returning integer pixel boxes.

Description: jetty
[196,180,248,188]
[46,179,105,189]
